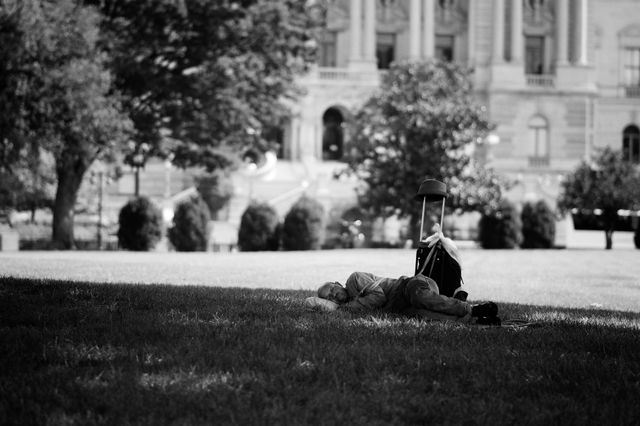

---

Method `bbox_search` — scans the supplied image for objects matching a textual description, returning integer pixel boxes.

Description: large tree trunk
[51,163,86,250]
[602,213,617,250]
[604,229,614,250]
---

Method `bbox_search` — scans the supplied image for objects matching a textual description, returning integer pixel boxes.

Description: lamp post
[89,161,109,250]
[97,170,103,249]
[247,162,257,201]
[243,127,262,201]
[129,142,150,196]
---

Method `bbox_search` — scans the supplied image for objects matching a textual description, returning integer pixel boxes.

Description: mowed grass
[1,250,640,426]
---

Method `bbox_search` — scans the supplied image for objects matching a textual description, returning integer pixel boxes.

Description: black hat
[414,179,446,201]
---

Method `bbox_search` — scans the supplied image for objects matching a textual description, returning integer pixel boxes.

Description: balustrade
[526,74,555,88]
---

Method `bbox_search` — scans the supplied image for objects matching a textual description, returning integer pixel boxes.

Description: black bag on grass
[415,240,463,298]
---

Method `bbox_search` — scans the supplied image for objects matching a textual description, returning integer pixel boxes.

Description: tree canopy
[344,59,506,233]
[558,147,640,249]
[88,0,323,171]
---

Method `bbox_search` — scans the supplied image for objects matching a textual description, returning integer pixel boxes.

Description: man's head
[317,281,349,304]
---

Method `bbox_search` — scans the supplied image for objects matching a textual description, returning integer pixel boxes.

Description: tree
[344,60,506,239]
[117,196,162,251]
[281,196,325,251]
[88,0,323,172]
[168,196,210,251]
[558,147,640,249]
[237,202,280,251]
[0,0,132,248]
[0,151,56,223]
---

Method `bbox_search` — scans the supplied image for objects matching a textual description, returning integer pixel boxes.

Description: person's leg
[403,307,473,323]
[406,276,472,317]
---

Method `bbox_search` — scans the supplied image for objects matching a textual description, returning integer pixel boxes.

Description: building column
[510,0,523,63]
[290,116,301,160]
[409,0,421,59]
[422,0,435,59]
[349,0,363,64]
[363,0,376,63]
[467,0,475,65]
[556,0,569,66]
[492,0,505,63]
[576,0,588,65]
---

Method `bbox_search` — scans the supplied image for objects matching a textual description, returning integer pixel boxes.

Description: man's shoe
[471,302,498,318]
[453,291,468,301]
[476,316,501,326]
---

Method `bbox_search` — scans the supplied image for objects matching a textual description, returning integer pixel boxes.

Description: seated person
[307,271,500,325]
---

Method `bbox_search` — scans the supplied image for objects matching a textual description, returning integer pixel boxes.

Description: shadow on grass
[1,276,639,426]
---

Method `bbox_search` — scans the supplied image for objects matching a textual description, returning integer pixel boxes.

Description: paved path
[1,249,639,313]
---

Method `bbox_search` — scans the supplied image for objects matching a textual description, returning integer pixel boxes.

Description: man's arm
[342,275,386,311]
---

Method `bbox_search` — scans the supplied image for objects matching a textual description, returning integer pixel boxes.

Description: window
[319,31,337,67]
[435,35,455,62]
[623,125,640,163]
[624,48,640,96]
[376,33,395,69]
[525,36,545,74]
[528,115,549,166]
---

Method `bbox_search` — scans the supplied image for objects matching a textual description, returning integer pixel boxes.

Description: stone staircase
[225,158,359,224]
[95,156,359,249]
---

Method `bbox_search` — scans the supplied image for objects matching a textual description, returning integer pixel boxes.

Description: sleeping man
[307,271,500,325]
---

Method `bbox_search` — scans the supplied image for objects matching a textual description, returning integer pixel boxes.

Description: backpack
[415,240,462,298]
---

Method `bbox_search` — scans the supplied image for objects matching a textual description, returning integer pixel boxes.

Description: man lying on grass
[308,272,501,325]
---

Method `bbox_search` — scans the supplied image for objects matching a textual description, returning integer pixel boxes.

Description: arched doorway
[623,124,640,163]
[322,107,345,160]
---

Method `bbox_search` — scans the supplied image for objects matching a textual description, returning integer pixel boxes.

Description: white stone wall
[592,0,640,95]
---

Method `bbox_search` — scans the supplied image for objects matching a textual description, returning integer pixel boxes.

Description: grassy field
[1,248,639,311]
[1,249,640,425]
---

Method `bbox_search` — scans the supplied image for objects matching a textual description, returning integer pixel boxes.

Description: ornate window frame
[619,24,640,97]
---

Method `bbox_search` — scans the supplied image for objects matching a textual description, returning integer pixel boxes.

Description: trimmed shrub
[168,196,211,252]
[282,196,325,251]
[521,200,556,248]
[478,200,522,249]
[237,202,280,251]
[117,196,162,251]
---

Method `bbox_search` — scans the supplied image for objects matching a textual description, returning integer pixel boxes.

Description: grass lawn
[1,249,639,425]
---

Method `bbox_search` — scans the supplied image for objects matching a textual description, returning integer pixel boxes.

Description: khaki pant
[345,272,472,320]
[405,274,472,318]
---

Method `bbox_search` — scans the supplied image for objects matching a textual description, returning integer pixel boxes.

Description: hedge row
[117,195,212,252]
[478,200,556,249]
[116,195,329,252]
[238,196,325,251]
[118,196,632,252]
